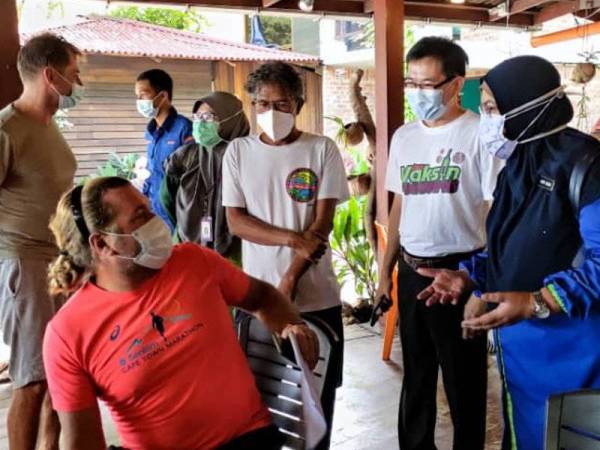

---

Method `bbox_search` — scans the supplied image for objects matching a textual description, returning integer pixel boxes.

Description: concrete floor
[330,324,503,450]
[0,324,504,450]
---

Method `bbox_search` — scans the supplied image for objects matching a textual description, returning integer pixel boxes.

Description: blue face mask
[479,85,567,160]
[50,68,84,110]
[406,88,448,121]
[136,92,165,119]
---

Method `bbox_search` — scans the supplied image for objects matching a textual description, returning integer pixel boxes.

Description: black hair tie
[69,185,90,242]
[59,250,69,256]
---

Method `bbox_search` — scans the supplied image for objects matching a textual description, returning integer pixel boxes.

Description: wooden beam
[374,0,404,225]
[509,0,555,15]
[405,2,534,26]
[116,0,368,14]
[263,0,367,14]
[489,0,554,20]
[534,0,578,24]
[0,0,21,109]
[531,19,600,46]
[123,0,261,8]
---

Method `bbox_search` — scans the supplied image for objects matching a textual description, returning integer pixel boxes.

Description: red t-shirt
[43,243,271,449]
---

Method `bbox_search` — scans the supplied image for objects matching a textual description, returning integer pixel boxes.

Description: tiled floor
[330,324,503,450]
[0,324,503,450]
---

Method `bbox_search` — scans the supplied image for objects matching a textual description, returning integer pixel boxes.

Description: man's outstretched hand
[416,268,475,306]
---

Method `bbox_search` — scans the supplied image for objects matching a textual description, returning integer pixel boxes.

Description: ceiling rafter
[534,0,579,24]
[91,0,573,26]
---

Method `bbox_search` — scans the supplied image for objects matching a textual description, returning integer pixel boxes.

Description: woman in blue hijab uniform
[417,55,600,450]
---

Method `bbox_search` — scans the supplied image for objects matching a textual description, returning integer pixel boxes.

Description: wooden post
[0,0,22,109]
[373,0,404,225]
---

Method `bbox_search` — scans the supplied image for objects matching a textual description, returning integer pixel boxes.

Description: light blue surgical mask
[50,69,84,110]
[479,85,567,160]
[406,88,448,121]
[136,92,165,119]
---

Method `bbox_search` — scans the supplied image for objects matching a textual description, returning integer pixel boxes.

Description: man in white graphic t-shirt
[377,37,503,450]
[222,61,349,450]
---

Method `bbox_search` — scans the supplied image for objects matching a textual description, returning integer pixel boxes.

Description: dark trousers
[397,257,487,450]
[218,425,285,450]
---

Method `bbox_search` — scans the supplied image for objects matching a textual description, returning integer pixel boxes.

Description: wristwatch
[532,291,551,319]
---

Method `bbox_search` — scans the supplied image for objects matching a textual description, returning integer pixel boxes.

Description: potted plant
[331,194,378,324]
[571,50,599,132]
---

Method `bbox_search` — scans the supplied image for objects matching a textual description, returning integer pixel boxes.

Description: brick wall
[322,67,376,150]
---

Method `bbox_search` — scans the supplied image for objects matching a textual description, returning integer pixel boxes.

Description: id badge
[201,216,213,243]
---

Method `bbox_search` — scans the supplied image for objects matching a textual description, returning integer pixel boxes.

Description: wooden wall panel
[65,55,212,178]
[297,69,323,135]
[0,0,21,109]
[213,61,235,93]
[63,55,323,178]
[233,61,258,131]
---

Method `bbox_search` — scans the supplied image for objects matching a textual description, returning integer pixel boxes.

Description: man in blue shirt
[135,69,193,229]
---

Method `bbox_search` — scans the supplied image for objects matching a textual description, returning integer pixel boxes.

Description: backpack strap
[569,148,600,215]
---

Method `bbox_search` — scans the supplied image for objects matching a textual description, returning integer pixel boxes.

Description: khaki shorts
[0,258,65,388]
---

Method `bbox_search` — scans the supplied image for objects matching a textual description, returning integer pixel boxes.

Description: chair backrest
[237,315,336,450]
[546,389,600,450]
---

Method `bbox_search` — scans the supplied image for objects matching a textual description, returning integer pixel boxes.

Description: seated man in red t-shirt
[43,176,319,450]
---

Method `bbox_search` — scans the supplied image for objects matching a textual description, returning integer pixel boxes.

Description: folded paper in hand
[289,334,328,449]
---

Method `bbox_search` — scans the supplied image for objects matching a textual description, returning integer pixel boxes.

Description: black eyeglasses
[404,76,456,90]
[252,99,295,114]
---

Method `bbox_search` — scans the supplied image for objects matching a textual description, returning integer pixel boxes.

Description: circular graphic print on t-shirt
[286,168,319,203]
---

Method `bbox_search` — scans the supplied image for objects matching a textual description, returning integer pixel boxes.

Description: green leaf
[333,205,349,244]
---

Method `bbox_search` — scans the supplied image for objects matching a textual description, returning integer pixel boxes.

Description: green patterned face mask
[193,120,222,148]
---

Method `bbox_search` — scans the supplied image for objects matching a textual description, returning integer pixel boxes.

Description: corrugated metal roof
[21,15,320,65]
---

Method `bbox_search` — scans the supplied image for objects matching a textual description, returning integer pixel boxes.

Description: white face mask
[479,86,568,160]
[102,216,173,270]
[50,69,84,110]
[257,109,295,142]
[405,88,448,121]
[136,93,164,119]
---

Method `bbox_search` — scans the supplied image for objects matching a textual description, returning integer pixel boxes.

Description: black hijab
[483,56,600,293]
[483,55,573,141]
[193,92,250,143]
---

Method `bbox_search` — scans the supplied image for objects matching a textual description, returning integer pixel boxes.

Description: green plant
[324,116,371,176]
[346,148,370,176]
[47,0,64,20]
[54,109,73,130]
[80,153,140,185]
[331,196,377,302]
[110,6,207,32]
[247,16,292,48]
[99,153,139,179]
[324,116,349,147]
[576,84,591,132]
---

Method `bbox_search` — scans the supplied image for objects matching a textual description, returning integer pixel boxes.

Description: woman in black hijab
[161,92,250,261]
[418,55,600,450]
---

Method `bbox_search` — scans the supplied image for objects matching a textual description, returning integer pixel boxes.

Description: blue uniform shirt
[143,107,193,229]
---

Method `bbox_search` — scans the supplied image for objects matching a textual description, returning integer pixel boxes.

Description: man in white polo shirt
[222,61,349,450]
[377,37,503,450]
